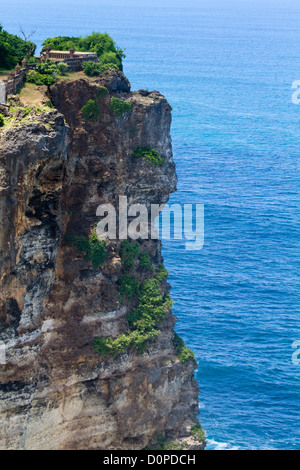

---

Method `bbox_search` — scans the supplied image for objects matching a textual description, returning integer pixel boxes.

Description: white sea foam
[206,439,239,451]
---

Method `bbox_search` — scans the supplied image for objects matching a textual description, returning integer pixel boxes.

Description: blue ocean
[1,0,299,450]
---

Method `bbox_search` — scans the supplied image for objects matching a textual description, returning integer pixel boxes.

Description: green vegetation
[56,62,68,75]
[16,82,47,108]
[42,32,125,70]
[28,56,39,64]
[109,96,132,117]
[145,434,182,451]
[93,264,172,357]
[0,25,35,69]
[15,81,25,94]
[97,86,109,99]
[0,104,53,129]
[0,114,4,128]
[22,106,31,116]
[45,99,54,109]
[92,241,172,357]
[118,273,140,303]
[146,426,205,450]
[133,147,165,167]
[139,252,153,271]
[82,60,118,77]
[65,230,107,269]
[191,423,206,442]
[120,240,140,271]
[82,61,98,76]
[127,276,172,330]
[27,70,56,86]
[173,332,197,365]
[154,264,169,283]
[81,99,100,123]
[26,59,68,87]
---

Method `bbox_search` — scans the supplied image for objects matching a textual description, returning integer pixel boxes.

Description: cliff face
[0,70,202,450]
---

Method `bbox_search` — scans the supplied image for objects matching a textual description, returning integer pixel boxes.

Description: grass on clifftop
[82,61,119,77]
[0,101,55,130]
[17,82,48,107]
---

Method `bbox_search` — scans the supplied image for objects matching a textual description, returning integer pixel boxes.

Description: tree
[26,59,67,90]
[0,25,36,69]
[19,25,36,42]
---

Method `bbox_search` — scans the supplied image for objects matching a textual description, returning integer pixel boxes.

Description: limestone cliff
[0,70,203,450]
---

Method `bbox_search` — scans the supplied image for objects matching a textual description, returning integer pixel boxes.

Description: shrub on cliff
[133,147,165,167]
[0,25,35,69]
[27,70,57,87]
[120,240,140,271]
[97,86,109,99]
[0,114,5,127]
[109,96,132,117]
[118,273,141,303]
[81,99,100,123]
[145,434,182,451]
[173,332,197,364]
[65,230,107,269]
[26,60,68,87]
[37,60,58,75]
[139,252,153,271]
[155,264,169,283]
[56,62,69,75]
[93,267,172,357]
[190,423,206,442]
[82,60,118,77]
[28,56,39,64]
[43,32,125,71]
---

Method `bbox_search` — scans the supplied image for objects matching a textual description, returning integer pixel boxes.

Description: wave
[205,439,239,451]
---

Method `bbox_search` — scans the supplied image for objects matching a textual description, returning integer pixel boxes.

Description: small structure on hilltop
[0,46,100,104]
[40,46,98,62]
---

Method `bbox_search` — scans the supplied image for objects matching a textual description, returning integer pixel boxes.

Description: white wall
[0,82,6,105]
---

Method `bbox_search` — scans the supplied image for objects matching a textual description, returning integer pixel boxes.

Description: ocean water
[1,0,299,450]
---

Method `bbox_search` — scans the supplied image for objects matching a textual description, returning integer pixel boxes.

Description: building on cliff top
[40,46,98,61]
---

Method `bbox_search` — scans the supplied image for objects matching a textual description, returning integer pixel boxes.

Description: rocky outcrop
[0,70,202,450]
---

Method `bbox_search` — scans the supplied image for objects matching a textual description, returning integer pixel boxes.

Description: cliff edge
[0,70,204,450]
